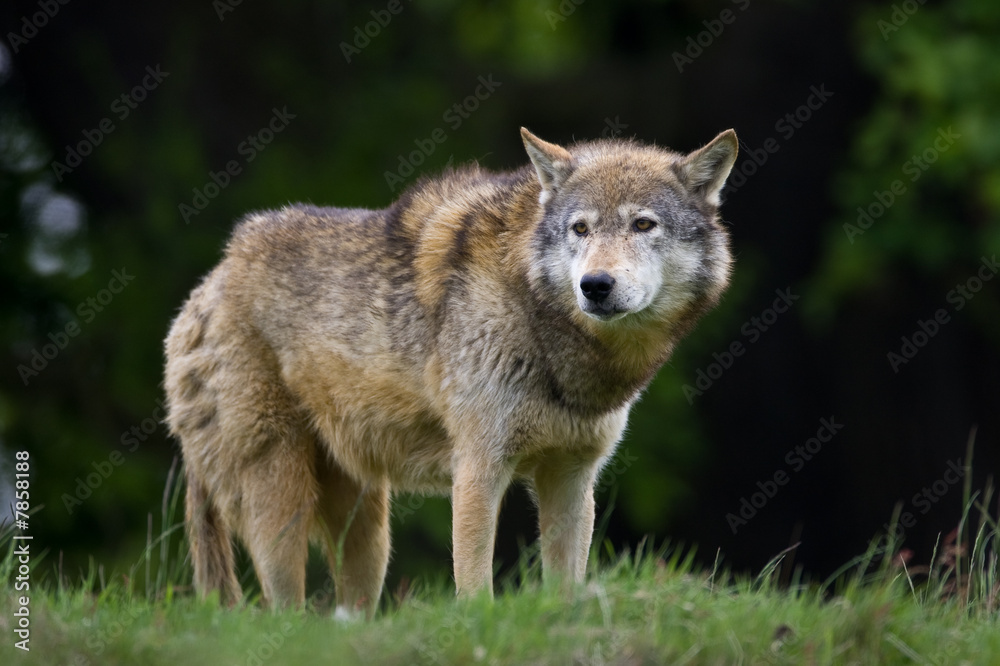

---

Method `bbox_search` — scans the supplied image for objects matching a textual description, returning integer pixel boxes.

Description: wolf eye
[572,221,589,236]
[633,218,656,232]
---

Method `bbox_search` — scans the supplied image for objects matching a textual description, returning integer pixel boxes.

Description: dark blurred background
[1,0,998,594]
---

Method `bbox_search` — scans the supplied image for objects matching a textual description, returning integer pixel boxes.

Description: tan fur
[164,128,738,614]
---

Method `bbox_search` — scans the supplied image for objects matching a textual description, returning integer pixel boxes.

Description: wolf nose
[580,272,616,302]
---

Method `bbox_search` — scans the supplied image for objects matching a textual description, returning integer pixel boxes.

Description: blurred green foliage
[808,0,1000,328]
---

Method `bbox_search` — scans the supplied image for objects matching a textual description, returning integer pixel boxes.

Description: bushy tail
[185,470,241,605]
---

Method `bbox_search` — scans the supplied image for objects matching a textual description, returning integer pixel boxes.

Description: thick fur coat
[164,127,738,615]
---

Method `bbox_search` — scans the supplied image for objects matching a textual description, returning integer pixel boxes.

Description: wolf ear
[521,127,575,204]
[677,129,739,207]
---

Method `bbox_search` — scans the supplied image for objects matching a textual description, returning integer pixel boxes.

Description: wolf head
[521,127,737,328]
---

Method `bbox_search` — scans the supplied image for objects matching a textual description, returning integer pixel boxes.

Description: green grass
[2,454,998,665]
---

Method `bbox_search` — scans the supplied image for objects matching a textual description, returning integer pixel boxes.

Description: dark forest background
[1,0,998,593]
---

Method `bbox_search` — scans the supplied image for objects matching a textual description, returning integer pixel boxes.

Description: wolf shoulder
[222,168,534,304]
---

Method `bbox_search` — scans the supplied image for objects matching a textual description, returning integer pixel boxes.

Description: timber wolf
[164,126,738,616]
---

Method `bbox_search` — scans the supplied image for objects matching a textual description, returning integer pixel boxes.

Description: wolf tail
[185,470,241,605]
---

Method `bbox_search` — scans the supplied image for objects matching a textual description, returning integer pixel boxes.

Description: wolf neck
[523,287,679,415]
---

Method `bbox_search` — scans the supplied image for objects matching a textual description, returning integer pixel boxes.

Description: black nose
[580,272,616,302]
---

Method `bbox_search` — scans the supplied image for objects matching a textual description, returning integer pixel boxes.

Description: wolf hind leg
[239,429,318,609]
[315,455,390,618]
[185,469,242,605]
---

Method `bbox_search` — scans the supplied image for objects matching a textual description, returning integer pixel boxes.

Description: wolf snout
[580,271,616,302]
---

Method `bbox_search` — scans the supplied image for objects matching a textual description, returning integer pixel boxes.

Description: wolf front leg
[451,454,514,597]
[533,452,601,585]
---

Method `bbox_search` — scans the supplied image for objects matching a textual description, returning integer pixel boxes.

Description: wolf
[164,127,738,616]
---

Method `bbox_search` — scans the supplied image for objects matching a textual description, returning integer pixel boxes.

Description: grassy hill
[3,469,998,665]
